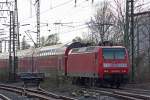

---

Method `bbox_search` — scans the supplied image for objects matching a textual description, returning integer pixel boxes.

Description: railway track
[122,87,150,95]
[0,84,76,100]
[79,86,150,100]
[1,84,150,100]
[0,94,11,100]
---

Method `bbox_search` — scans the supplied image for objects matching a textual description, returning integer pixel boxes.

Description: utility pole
[126,0,135,82]
[125,0,129,48]
[134,11,150,73]
[9,11,13,81]
[130,0,135,82]
[35,0,40,47]
[14,0,20,50]
[0,1,18,81]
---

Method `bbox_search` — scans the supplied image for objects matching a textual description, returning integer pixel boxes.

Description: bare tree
[87,1,115,44]
[72,36,82,43]
[111,0,150,82]
[40,36,46,46]
[21,35,30,50]
[40,34,60,46]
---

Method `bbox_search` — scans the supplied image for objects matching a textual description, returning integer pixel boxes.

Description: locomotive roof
[69,46,126,54]
[100,46,125,48]
[69,46,99,54]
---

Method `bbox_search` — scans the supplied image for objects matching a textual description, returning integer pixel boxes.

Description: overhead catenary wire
[20,0,74,23]
[20,0,92,23]
[60,25,88,34]
[24,31,37,47]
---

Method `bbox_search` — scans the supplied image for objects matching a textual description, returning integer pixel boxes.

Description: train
[0,42,129,88]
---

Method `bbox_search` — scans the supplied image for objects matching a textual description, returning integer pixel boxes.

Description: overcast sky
[17,0,102,44]
[0,0,149,48]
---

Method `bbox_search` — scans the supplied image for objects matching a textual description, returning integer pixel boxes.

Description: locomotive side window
[103,48,125,60]
[71,48,79,53]
[86,47,95,52]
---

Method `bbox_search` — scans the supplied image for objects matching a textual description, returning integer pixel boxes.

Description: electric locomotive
[67,46,129,88]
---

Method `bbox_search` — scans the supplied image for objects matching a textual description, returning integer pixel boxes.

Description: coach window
[46,51,48,56]
[51,50,53,55]
[52,50,53,55]
[45,51,46,56]
[42,52,44,56]
[53,50,55,55]
[39,52,41,56]
[49,50,51,55]
[54,49,56,55]
[45,51,47,55]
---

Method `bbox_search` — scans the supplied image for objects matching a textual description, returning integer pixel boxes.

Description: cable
[60,25,88,34]
[135,1,150,8]
[20,0,73,23]
[24,31,37,46]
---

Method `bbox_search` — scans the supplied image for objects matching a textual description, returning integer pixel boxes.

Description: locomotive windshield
[103,48,125,60]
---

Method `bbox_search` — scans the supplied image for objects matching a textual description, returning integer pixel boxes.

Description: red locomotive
[67,46,129,87]
[0,42,129,88]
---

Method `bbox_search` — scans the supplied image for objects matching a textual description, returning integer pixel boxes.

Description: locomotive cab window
[103,49,114,59]
[103,48,125,60]
[115,48,125,59]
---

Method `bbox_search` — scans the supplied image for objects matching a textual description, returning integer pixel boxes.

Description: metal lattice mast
[125,0,129,48]
[130,0,135,82]
[35,0,40,47]
[126,0,135,81]
[14,0,20,50]
[0,1,18,81]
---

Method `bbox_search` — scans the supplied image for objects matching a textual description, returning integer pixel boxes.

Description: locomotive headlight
[122,70,126,73]
[103,63,111,67]
[104,70,109,73]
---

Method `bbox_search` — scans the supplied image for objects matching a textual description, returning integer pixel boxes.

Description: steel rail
[0,94,11,100]
[80,86,150,100]
[0,84,76,100]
